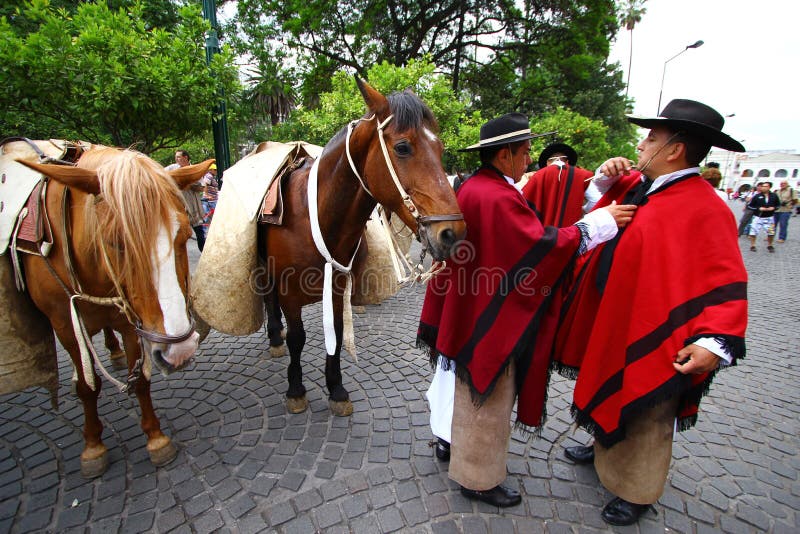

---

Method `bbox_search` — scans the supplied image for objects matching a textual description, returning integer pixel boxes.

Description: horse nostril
[439,228,457,249]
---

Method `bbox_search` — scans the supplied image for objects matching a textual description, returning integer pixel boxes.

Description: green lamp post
[202,0,231,175]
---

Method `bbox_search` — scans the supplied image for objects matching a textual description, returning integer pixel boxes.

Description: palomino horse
[260,79,466,416]
[16,146,209,477]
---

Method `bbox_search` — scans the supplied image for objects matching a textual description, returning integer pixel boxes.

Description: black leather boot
[564,444,594,464]
[434,438,450,461]
[460,485,521,507]
[601,497,655,525]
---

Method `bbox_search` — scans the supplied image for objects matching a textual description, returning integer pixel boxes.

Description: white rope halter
[308,112,460,355]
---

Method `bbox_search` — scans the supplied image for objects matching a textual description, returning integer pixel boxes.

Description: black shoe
[435,438,450,462]
[460,485,521,507]
[601,497,655,526]
[768,245,775,253]
[564,444,595,464]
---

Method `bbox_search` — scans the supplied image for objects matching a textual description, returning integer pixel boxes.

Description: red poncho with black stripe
[417,166,583,430]
[553,171,748,447]
[522,164,593,227]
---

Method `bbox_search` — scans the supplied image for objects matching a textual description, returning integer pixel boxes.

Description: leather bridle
[344,114,464,228]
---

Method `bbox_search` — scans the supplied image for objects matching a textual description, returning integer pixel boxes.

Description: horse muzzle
[418,215,467,261]
[137,323,199,375]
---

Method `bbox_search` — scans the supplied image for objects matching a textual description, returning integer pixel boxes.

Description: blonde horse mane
[80,148,184,301]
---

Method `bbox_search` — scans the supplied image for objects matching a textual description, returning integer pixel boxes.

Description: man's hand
[673,344,721,374]
[599,157,635,179]
[601,201,637,228]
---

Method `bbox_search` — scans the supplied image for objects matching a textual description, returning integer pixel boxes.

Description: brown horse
[15,146,209,477]
[260,79,466,415]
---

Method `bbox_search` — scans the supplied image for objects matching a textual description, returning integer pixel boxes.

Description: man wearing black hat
[553,100,748,525]
[418,113,636,507]
[522,142,594,227]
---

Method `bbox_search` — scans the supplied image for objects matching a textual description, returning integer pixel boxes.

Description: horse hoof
[109,350,127,369]
[352,305,366,314]
[148,438,178,467]
[80,448,108,478]
[286,396,308,414]
[329,399,353,417]
[269,344,287,358]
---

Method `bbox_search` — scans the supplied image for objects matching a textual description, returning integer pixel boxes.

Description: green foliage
[272,59,484,172]
[226,0,638,165]
[529,107,634,171]
[0,0,240,153]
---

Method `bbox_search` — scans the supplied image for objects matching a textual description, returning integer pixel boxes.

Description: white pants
[426,357,454,443]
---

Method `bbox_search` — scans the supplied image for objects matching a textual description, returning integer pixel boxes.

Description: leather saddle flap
[15,180,51,255]
[259,155,312,226]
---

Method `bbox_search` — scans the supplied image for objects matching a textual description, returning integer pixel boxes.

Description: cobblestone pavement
[1,202,799,533]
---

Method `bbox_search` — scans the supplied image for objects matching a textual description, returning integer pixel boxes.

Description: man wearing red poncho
[554,100,748,525]
[417,113,635,507]
[522,142,594,227]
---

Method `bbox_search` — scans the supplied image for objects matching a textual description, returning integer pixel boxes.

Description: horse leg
[103,327,126,369]
[121,329,177,467]
[283,305,308,413]
[57,335,108,477]
[327,293,353,417]
[265,288,287,358]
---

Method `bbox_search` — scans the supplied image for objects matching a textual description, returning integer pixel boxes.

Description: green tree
[0,0,240,153]
[226,0,629,116]
[2,0,181,35]
[272,59,483,172]
[618,0,647,97]
[227,0,636,158]
[530,108,622,171]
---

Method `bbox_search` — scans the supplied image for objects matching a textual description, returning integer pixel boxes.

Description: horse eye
[394,141,412,157]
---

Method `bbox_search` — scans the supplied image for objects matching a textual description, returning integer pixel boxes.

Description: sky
[608,0,800,152]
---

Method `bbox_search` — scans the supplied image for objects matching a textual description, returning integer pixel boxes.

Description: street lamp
[202,0,231,175]
[657,40,704,114]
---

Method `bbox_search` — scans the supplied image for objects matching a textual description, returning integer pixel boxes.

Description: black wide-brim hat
[627,99,745,152]
[459,112,536,152]
[538,143,578,169]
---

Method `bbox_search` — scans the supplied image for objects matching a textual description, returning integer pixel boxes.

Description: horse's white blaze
[424,127,439,143]
[154,215,191,335]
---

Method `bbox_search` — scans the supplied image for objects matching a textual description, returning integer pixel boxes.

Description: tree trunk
[625,28,634,97]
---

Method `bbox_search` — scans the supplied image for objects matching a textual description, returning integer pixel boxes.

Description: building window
[793,169,798,178]
[775,169,788,177]
[757,169,770,178]
[741,169,753,178]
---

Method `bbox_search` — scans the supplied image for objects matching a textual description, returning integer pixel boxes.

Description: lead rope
[375,207,445,285]
[40,252,138,394]
[56,187,146,393]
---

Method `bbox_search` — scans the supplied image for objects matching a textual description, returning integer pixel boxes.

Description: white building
[704,149,800,193]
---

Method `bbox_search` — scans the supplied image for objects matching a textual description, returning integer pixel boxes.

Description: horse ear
[355,76,390,119]
[169,159,214,190]
[15,159,101,194]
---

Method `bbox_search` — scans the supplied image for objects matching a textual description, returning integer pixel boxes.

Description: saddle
[0,138,85,258]
[250,141,316,226]
[259,155,313,225]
